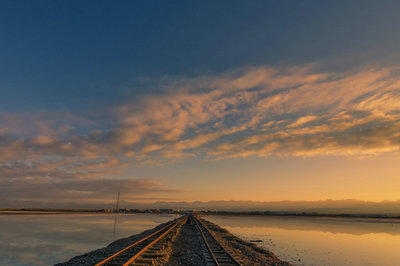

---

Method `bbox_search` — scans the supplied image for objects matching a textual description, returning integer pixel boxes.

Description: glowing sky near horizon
[1,1,400,207]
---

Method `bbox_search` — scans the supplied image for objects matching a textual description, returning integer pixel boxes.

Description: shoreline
[0,211,103,215]
[202,213,400,224]
[2,210,400,223]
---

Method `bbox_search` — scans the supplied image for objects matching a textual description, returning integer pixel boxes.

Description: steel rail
[122,217,183,265]
[194,216,242,266]
[95,216,185,266]
[195,219,219,265]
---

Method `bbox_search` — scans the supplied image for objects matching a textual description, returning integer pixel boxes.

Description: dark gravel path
[166,217,206,265]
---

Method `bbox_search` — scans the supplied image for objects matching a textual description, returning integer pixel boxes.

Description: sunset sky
[1,1,400,207]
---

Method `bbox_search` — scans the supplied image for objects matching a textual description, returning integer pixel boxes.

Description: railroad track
[193,216,242,266]
[95,215,187,266]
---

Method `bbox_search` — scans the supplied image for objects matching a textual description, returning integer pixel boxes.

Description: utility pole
[115,192,120,212]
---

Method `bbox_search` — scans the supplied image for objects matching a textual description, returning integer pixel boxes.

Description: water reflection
[113,215,117,234]
[205,215,400,266]
[0,213,178,266]
[207,215,400,235]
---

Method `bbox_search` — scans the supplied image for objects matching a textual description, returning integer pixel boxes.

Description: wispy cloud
[112,64,400,160]
[1,64,400,204]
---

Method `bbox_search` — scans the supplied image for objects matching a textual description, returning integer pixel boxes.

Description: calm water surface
[0,213,179,265]
[205,215,400,266]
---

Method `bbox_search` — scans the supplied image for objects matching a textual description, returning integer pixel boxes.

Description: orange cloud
[1,64,399,185]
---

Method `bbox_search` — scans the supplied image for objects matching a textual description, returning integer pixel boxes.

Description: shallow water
[205,215,400,266]
[0,213,178,266]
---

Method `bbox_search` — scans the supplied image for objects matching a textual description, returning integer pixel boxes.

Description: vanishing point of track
[94,214,241,266]
[192,216,242,266]
[95,215,186,266]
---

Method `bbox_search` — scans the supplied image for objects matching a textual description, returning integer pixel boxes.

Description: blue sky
[1,1,400,207]
[2,1,400,110]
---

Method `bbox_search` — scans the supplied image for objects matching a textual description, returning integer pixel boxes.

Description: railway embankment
[196,217,290,266]
[56,215,291,266]
[55,218,181,266]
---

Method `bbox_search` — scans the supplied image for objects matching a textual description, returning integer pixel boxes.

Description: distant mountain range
[146,199,400,215]
[3,199,400,216]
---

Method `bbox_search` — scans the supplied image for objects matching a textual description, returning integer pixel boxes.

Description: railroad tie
[134,258,154,264]
[141,252,166,258]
